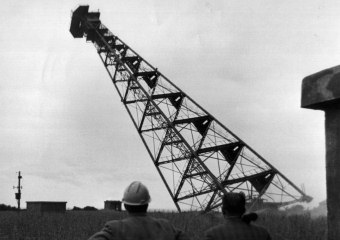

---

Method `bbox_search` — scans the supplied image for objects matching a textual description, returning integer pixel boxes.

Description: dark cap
[222,192,246,215]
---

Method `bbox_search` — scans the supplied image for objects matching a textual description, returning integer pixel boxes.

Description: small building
[26,201,67,214]
[104,200,122,211]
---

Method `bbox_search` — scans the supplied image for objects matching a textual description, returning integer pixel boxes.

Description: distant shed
[26,201,67,214]
[104,200,122,211]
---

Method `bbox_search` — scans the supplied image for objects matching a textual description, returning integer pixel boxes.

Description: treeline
[0,203,17,211]
[72,206,98,211]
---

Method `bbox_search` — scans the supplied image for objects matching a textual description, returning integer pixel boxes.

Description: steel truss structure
[70,6,312,212]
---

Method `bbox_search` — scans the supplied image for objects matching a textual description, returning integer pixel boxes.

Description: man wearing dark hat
[204,192,271,240]
[88,181,189,240]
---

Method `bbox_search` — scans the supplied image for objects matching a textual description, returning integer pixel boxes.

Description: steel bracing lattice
[70,6,312,212]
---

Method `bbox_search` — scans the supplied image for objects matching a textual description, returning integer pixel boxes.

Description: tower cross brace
[70,5,311,212]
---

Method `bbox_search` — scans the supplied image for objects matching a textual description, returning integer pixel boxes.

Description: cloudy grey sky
[1,0,339,210]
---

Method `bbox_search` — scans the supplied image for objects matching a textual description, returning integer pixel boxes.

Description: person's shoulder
[203,223,228,240]
[204,223,227,234]
[251,223,269,232]
[250,223,271,236]
[106,219,120,224]
[104,219,122,228]
[149,216,181,231]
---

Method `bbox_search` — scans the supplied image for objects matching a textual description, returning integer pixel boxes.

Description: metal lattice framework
[70,6,312,212]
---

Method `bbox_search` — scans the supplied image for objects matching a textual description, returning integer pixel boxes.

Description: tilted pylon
[70,6,312,212]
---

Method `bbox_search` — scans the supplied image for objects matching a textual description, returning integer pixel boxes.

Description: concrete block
[301,65,340,110]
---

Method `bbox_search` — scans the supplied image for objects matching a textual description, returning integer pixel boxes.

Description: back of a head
[122,181,151,213]
[222,192,246,216]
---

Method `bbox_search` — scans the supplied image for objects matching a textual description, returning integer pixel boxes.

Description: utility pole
[301,65,340,240]
[13,171,22,210]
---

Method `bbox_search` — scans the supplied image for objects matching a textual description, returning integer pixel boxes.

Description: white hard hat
[122,181,151,205]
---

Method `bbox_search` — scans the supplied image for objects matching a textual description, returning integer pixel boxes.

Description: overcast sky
[1,0,339,210]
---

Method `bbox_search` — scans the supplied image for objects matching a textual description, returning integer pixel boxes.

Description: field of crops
[0,210,326,240]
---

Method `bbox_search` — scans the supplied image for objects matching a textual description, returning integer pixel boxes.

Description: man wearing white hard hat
[88,181,190,240]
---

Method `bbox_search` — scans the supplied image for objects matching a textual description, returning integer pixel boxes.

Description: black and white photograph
[1,1,339,239]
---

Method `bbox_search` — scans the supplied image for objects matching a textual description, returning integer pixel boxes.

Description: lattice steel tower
[70,6,312,212]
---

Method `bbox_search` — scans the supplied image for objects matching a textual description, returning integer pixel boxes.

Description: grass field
[0,210,326,240]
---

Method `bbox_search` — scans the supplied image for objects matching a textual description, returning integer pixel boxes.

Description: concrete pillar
[301,65,340,240]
